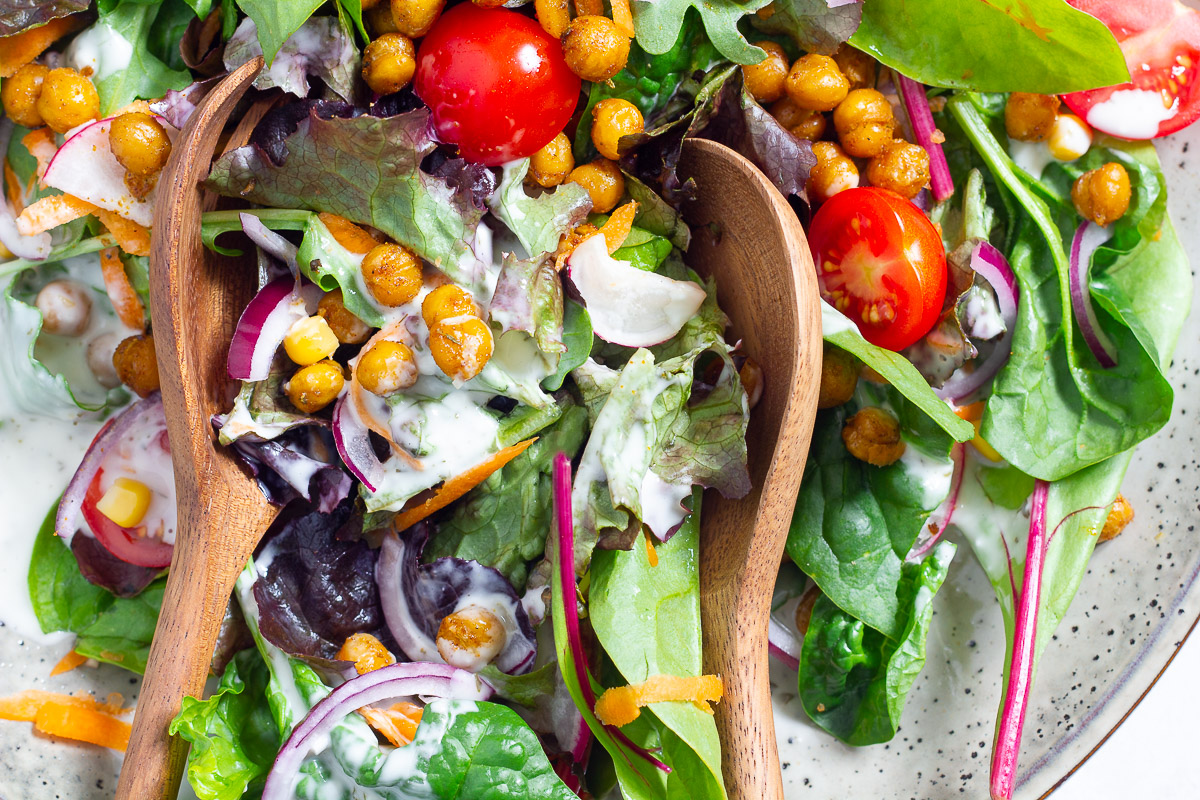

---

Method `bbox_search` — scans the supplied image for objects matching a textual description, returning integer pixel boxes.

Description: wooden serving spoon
[116,58,274,800]
[678,138,822,800]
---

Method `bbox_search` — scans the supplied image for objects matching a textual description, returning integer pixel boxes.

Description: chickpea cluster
[742,46,931,204]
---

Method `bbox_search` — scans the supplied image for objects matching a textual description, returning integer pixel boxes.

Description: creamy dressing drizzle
[64,22,134,80]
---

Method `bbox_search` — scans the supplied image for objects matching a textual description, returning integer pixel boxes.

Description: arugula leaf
[426,405,589,591]
[207,104,489,286]
[89,2,193,117]
[786,399,953,640]
[0,0,87,37]
[750,0,862,55]
[631,0,771,65]
[798,540,954,745]
[590,498,727,799]
[850,0,1129,93]
[170,649,281,800]
[234,0,324,64]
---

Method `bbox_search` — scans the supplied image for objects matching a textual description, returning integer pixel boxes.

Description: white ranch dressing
[1086,88,1178,140]
[1007,138,1056,180]
[64,22,134,81]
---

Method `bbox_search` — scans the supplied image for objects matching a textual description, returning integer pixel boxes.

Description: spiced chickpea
[389,0,446,37]
[35,68,99,134]
[785,54,850,112]
[335,632,395,675]
[1099,494,1134,542]
[429,317,493,381]
[1,63,49,128]
[742,41,789,104]
[421,284,478,328]
[113,334,160,398]
[86,332,123,389]
[357,340,418,396]
[1004,92,1060,142]
[568,158,624,214]
[866,140,930,199]
[842,407,905,466]
[366,2,400,34]
[806,141,859,203]
[818,344,858,409]
[833,47,876,91]
[109,112,172,177]
[1071,162,1131,226]
[769,96,807,130]
[285,361,345,413]
[833,89,894,158]
[318,289,372,344]
[362,242,423,306]
[788,109,827,141]
[527,133,575,188]
[35,280,92,337]
[362,33,417,95]
[561,16,630,82]
[591,98,644,161]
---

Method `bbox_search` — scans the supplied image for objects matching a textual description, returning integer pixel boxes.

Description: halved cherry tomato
[81,467,173,569]
[414,4,581,166]
[1063,0,1200,139]
[809,187,947,352]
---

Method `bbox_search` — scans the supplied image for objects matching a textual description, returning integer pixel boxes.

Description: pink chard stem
[895,72,954,203]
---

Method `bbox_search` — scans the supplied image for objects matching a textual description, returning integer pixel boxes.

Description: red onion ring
[1068,222,1118,368]
[377,531,443,665]
[240,212,299,280]
[227,277,310,381]
[767,617,801,671]
[909,442,966,561]
[331,394,385,492]
[896,73,954,203]
[938,242,1020,403]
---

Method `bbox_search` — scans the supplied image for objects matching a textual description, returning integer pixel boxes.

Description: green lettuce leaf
[541,299,592,393]
[234,0,324,64]
[798,540,955,746]
[631,0,772,65]
[294,211,382,327]
[89,1,193,117]
[750,0,862,55]
[489,253,566,358]
[489,159,591,258]
[850,0,1129,93]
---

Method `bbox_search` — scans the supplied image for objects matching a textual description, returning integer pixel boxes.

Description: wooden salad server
[679,138,822,800]
[116,58,274,800]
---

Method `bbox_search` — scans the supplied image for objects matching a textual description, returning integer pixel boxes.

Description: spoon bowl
[678,138,822,800]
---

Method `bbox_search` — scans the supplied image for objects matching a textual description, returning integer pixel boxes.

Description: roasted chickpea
[35,68,99,134]
[818,344,858,409]
[108,112,172,177]
[362,242,423,306]
[1071,162,1131,227]
[357,340,418,396]
[436,606,507,670]
[867,140,930,199]
[842,406,905,466]
[389,0,446,38]
[318,290,372,344]
[785,54,850,112]
[285,360,345,413]
[739,356,763,410]
[421,283,478,328]
[1,63,49,128]
[742,41,789,104]
[833,88,894,158]
[527,132,575,188]
[366,1,400,34]
[806,141,859,203]
[86,332,123,389]
[361,33,417,95]
[591,98,644,161]
[113,334,160,398]
[561,16,630,82]
[430,317,493,382]
[1099,494,1134,542]
[833,46,876,91]
[1004,92,1060,142]
[569,158,624,214]
[35,279,92,337]
[335,632,395,675]
[769,96,808,130]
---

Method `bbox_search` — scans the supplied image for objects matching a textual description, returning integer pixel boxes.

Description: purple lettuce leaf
[70,533,162,599]
[0,0,87,37]
[222,421,352,513]
[750,0,862,55]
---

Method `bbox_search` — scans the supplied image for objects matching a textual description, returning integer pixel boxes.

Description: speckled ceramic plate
[0,122,1195,800]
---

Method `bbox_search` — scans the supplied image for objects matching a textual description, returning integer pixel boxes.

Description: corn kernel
[284,315,339,366]
[1047,113,1092,162]
[95,477,151,528]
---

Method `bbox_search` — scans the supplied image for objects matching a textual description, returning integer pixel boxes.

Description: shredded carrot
[534,0,570,37]
[4,160,22,210]
[392,438,537,532]
[359,701,424,747]
[95,208,151,257]
[574,0,603,16]
[954,401,1002,462]
[15,193,96,236]
[643,530,659,567]
[0,690,131,751]
[598,201,639,254]
[319,212,381,254]
[594,674,724,727]
[21,127,58,181]
[0,15,83,78]
[49,650,88,678]
[99,247,146,329]
[610,0,635,37]
[336,633,396,675]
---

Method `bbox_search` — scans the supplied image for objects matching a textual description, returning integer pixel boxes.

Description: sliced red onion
[567,234,706,348]
[227,277,311,381]
[938,242,1020,402]
[0,119,51,260]
[909,442,966,561]
[240,212,300,280]
[895,73,953,203]
[331,394,384,492]
[377,532,443,665]
[261,661,492,800]
[56,393,163,547]
[767,618,801,671]
[1069,222,1118,369]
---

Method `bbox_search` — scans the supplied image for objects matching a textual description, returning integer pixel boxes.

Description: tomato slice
[809,188,947,352]
[414,4,581,166]
[82,468,173,568]
[1062,0,1200,139]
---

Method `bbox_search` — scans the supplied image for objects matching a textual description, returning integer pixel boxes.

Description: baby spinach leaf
[850,0,1128,93]
[750,0,861,55]
[799,540,955,745]
[632,0,771,65]
[234,0,324,64]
